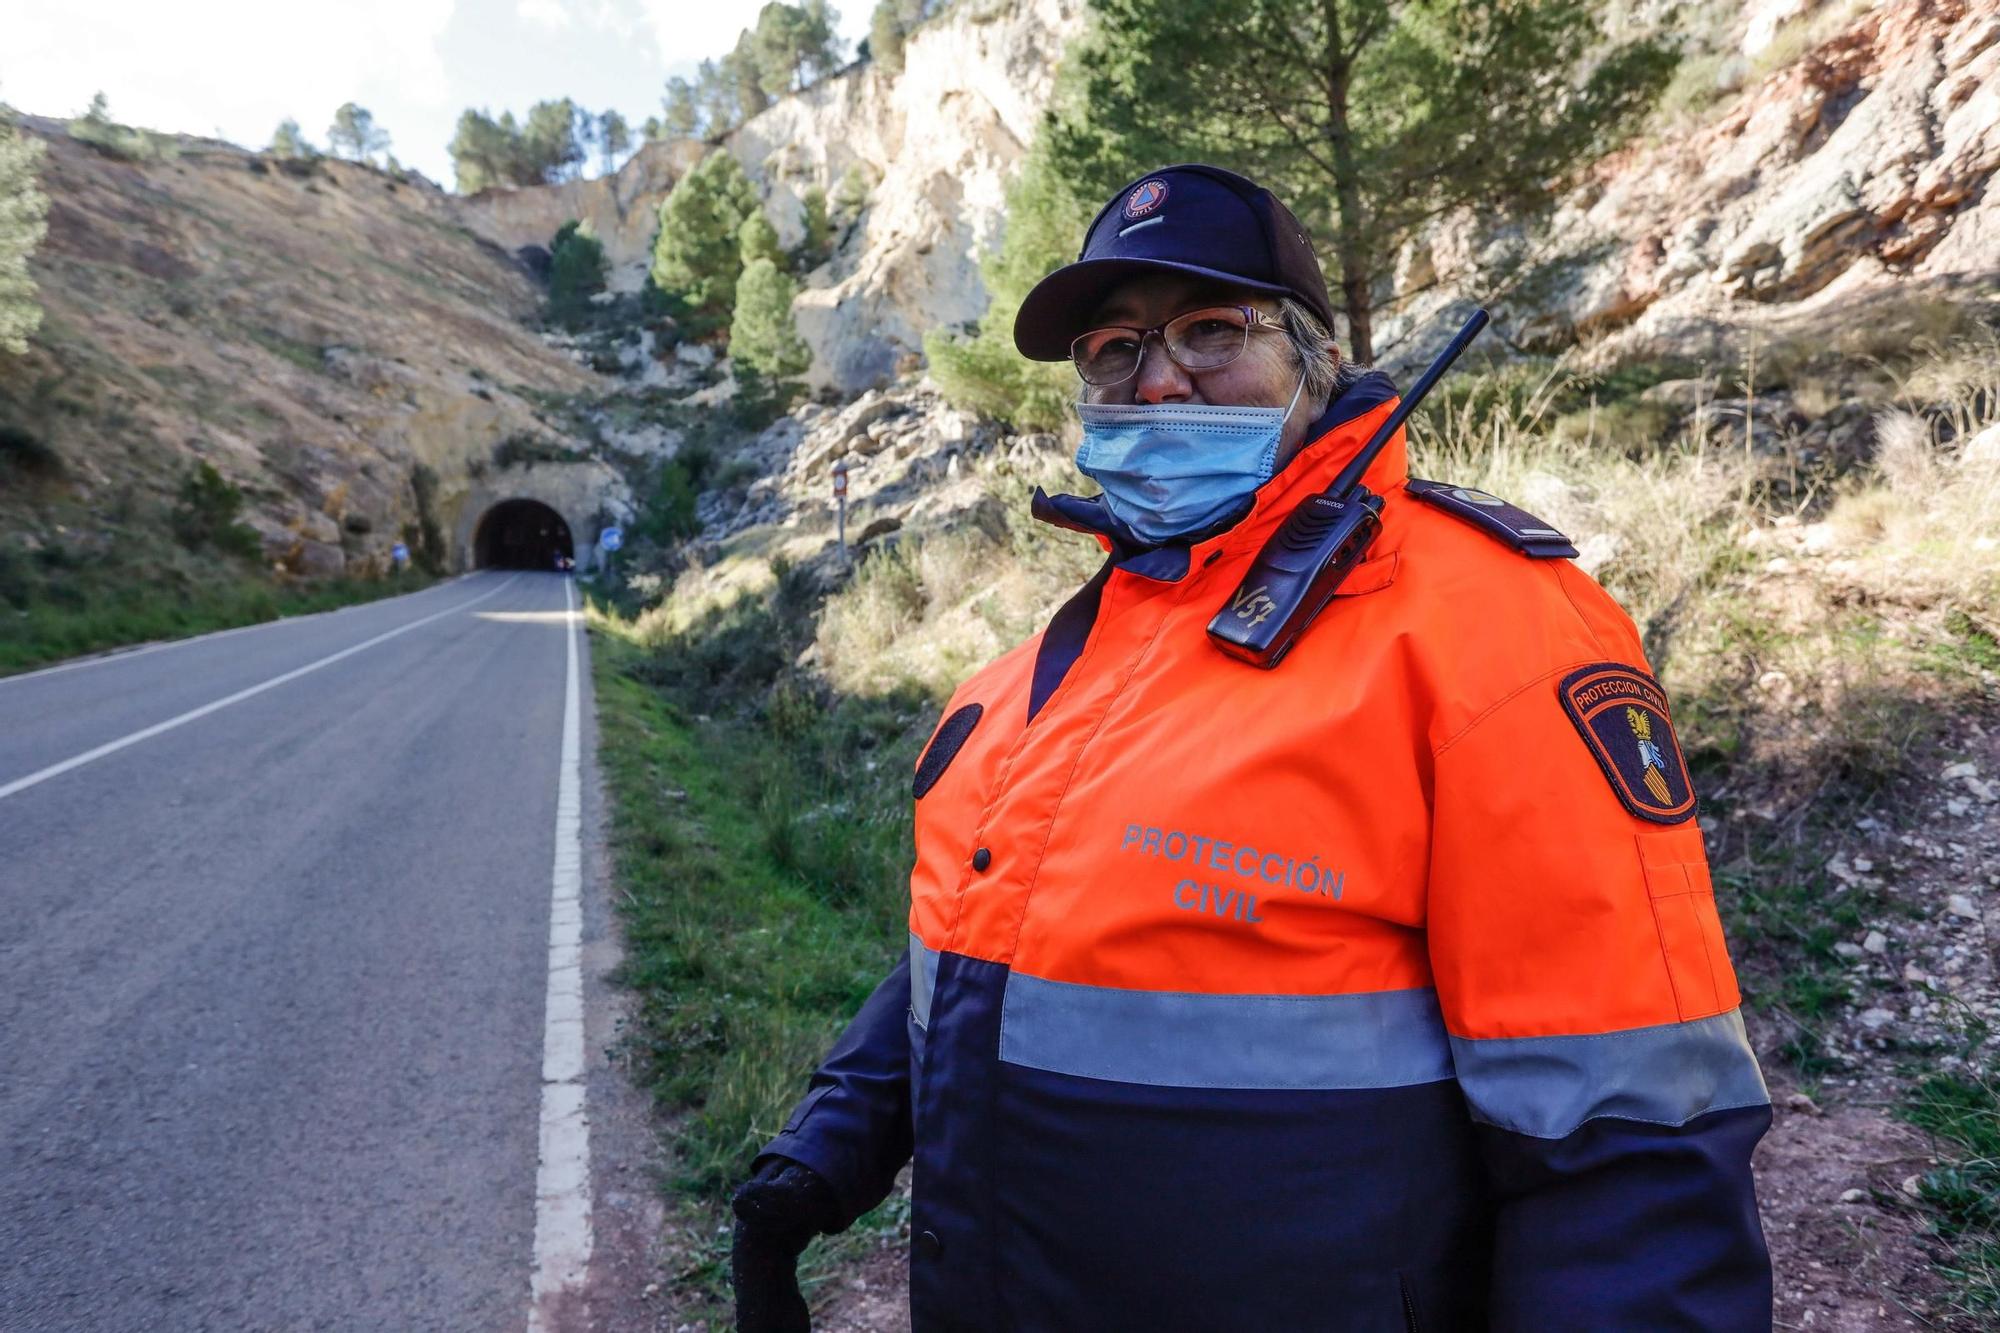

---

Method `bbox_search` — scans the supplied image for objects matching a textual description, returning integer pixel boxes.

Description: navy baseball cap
[1013,163,1337,362]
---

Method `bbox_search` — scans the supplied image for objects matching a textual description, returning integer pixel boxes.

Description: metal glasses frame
[1069,304,1285,386]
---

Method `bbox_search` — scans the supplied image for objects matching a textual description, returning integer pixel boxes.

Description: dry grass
[1409,357,1752,628]
[1822,332,2000,609]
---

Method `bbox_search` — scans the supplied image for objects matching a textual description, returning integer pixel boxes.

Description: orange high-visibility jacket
[767,374,1772,1331]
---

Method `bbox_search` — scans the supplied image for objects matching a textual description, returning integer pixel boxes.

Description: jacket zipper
[1399,1273,1421,1333]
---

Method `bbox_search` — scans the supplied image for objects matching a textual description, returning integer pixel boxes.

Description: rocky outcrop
[452,138,707,290]
[1386,0,2000,362]
[727,0,1085,394]
[465,0,1082,396]
[694,376,1008,543]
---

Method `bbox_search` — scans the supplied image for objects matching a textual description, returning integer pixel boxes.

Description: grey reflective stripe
[1450,1007,1770,1140]
[909,933,940,1030]
[999,973,1455,1090]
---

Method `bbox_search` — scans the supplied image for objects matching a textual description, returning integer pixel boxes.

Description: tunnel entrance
[473,499,575,570]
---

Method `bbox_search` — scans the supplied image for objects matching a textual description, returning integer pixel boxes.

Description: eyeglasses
[1070,304,1284,386]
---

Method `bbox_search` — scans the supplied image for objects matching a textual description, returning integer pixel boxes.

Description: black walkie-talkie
[1207,308,1491,668]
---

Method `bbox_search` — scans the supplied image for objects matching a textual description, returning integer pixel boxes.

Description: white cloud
[517,0,574,27]
[0,0,456,143]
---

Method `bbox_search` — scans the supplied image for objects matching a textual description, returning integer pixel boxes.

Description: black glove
[731,1157,842,1333]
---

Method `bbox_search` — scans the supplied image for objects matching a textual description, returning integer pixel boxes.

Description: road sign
[599,526,623,552]
[832,460,849,498]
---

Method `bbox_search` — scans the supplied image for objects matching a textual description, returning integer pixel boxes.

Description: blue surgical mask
[1073,374,1307,544]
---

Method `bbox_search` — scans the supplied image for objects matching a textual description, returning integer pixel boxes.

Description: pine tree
[327,103,390,164]
[651,150,759,323]
[869,0,927,76]
[795,185,833,270]
[723,36,771,125]
[662,77,701,138]
[448,109,523,192]
[0,108,50,356]
[596,110,630,177]
[738,207,784,269]
[268,118,315,160]
[522,99,585,182]
[730,256,810,381]
[752,1,842,98]
[1057,0,1676,361]
[547,220,608,325]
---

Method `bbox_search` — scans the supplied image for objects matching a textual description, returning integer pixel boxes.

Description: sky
[0,0,871,188]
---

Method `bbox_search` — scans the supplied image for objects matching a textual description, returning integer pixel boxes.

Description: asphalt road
[0,572,594,1331]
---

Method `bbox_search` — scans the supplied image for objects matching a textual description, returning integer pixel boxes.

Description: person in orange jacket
[732,163,1772,1331]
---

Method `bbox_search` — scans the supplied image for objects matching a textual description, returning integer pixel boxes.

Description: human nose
[1132,329,1194,404]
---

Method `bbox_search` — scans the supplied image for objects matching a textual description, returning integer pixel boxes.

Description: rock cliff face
[453,137,707,290]
[1385,0,2000,362]
[2,126,628,576]
[451,0,1083,395]
[729,0,1084,393]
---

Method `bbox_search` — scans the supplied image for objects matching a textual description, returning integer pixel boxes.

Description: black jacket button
[971,847,991,872]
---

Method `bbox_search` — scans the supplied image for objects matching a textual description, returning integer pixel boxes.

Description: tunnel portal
[473,499,575,570]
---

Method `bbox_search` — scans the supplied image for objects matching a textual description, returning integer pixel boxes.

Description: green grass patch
[590,573,937,1313]
[1906,1066,2000,1321]
[0,549,437,674]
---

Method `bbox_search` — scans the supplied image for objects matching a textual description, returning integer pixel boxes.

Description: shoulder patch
[1558,664,1696,825]
[1406,478,1579,559]
[913,703,983,800]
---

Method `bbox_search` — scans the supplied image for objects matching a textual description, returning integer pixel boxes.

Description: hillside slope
[1,123,610,580]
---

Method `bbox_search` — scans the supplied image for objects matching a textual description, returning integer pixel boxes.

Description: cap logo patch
[1558,664,1696,824]
[1123,178,1168,221]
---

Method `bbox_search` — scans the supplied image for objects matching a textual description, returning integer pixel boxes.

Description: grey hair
[1277,297,1368,407]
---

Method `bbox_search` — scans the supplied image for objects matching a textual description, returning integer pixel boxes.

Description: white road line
[529,577,592,1330]
[0,575,519,803]
[0,572,481,688]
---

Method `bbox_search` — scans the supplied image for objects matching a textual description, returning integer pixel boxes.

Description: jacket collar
[1032,370,1406,582]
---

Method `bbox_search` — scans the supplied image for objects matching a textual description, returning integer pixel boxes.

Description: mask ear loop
[1262,368,1309,475]
[1282,367,1308,422]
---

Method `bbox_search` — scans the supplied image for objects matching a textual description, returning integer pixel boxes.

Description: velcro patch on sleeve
[1406,478,1579,558]
[913,703,983,800]
[1558,664,1696,824]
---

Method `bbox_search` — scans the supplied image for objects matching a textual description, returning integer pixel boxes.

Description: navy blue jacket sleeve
[1477,1105,1773,1330]
[759,954,914,1228]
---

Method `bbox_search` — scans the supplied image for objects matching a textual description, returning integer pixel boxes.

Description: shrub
[408,463,445,572]
[67,95,174,163]
[0,110,50,355]
[643,444,714,545]
[794,185,833,271]
[546,219,608,325]
[171,462,262,559]
[0,423,58,475]
[831,163,869,226]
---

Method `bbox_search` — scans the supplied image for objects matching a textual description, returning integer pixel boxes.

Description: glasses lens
[1165,307,1252,369]
[1072,328,1144,385]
